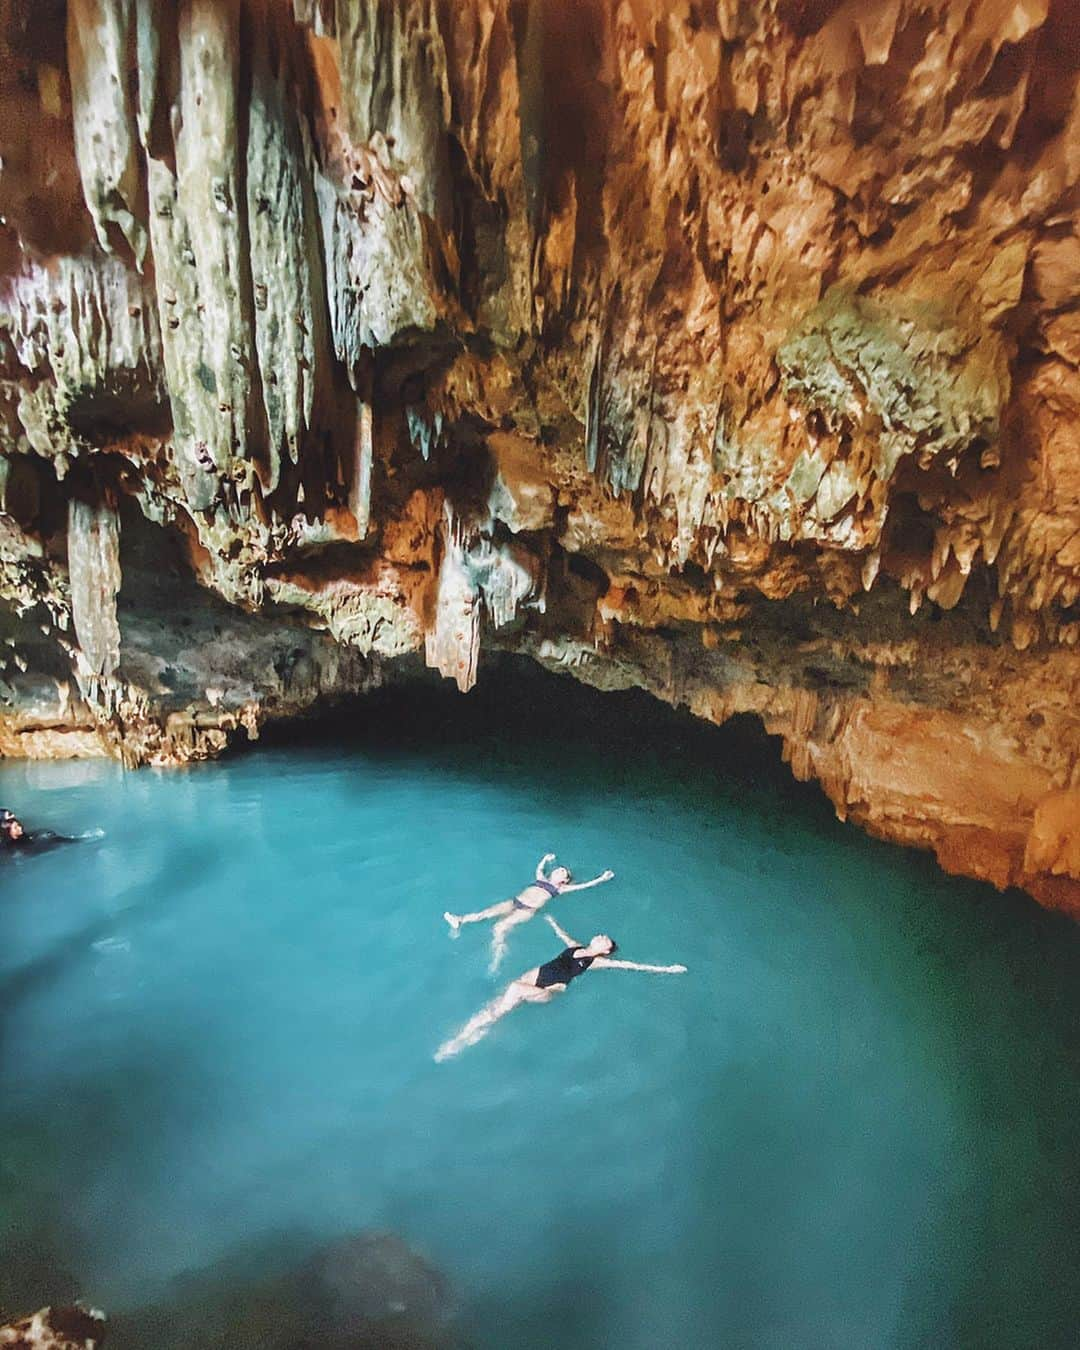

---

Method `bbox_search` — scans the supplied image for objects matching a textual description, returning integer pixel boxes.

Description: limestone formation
[1,0,1078,914]
[0,1305,106,1349]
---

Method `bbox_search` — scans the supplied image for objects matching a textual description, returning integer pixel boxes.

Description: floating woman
[1,809,89,856]
[434,914,687,1062]
[443,851,615,973]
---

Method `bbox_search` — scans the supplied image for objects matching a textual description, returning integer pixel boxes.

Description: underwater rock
[118,1228,455,1350]
[0,1306,106,1349]
[299,1231,454,1347]
[1,0,1079,915]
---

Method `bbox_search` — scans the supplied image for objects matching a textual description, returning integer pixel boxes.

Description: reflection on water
[2,668,1079,1348]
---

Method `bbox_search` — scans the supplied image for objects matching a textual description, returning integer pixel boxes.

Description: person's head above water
[1,814,24,840]
[550,866,572,886]
[585,934,617,956]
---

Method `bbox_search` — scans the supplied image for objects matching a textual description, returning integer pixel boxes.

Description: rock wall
[0,1305,106,1348]
[1,0,1078,914]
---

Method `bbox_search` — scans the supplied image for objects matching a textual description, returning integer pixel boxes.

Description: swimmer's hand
[562,869,614,892]
[443,911,462,938]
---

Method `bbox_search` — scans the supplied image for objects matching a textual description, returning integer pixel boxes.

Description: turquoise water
[2,671,1080,1348]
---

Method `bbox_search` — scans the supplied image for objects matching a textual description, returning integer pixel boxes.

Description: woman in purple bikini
[444,852,614,972]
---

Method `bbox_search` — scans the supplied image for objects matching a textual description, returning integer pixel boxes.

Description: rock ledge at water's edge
[0,1305,106,1349]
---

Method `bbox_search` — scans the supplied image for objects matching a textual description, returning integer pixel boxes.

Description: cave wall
[1,0,1078,913]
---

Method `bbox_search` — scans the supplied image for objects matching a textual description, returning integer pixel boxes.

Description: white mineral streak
[67,0,148,265]
[68,495,122,678]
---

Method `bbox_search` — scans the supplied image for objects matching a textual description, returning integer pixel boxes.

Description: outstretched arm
[536,852,556,880]
[592,958,687,974]
[544,914,580,948]
[561,869,614,894]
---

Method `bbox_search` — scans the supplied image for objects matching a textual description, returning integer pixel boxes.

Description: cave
[2,1,1080,1346]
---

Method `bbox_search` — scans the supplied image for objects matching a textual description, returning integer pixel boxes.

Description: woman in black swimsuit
[1,810,70,855]
[434,914,687,1061]
[1,809,96,856]
[443,852,615,973]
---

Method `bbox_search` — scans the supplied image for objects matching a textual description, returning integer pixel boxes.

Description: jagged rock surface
[1,0,1079,914]
[0,1306,106,1349]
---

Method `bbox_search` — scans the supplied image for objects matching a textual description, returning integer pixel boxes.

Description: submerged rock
[118,1229,457,1350]
[0,1306,106,1349]
[299,1231,454,1347]
[1,0,1078,916]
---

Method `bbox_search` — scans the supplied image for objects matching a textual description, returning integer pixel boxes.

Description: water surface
[2,671,1079,1347]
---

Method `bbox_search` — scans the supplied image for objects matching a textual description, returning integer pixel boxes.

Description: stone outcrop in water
[0,1306,106,1349]
[119,1230,455,1349]
[1,0,1079,914]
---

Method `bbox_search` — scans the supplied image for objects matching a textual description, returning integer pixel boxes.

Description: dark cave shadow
[257,654,840,815]
[255,654,1062,933]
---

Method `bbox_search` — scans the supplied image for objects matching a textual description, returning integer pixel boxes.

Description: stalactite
[68,493,122,680]
[350,396,373,539]
[67,0,148,265]
[425,506,482,693]
[247,20,328,491]
[174,0,251,475]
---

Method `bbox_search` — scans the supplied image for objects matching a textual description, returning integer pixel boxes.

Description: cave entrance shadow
[257,654,827,815]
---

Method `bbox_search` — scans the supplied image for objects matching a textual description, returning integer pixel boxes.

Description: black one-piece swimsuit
[534,946,595,990]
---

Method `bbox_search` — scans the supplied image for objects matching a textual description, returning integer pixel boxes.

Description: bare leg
[434,979,552,1061]
[489,908,534,974]
[444,900,514,934]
